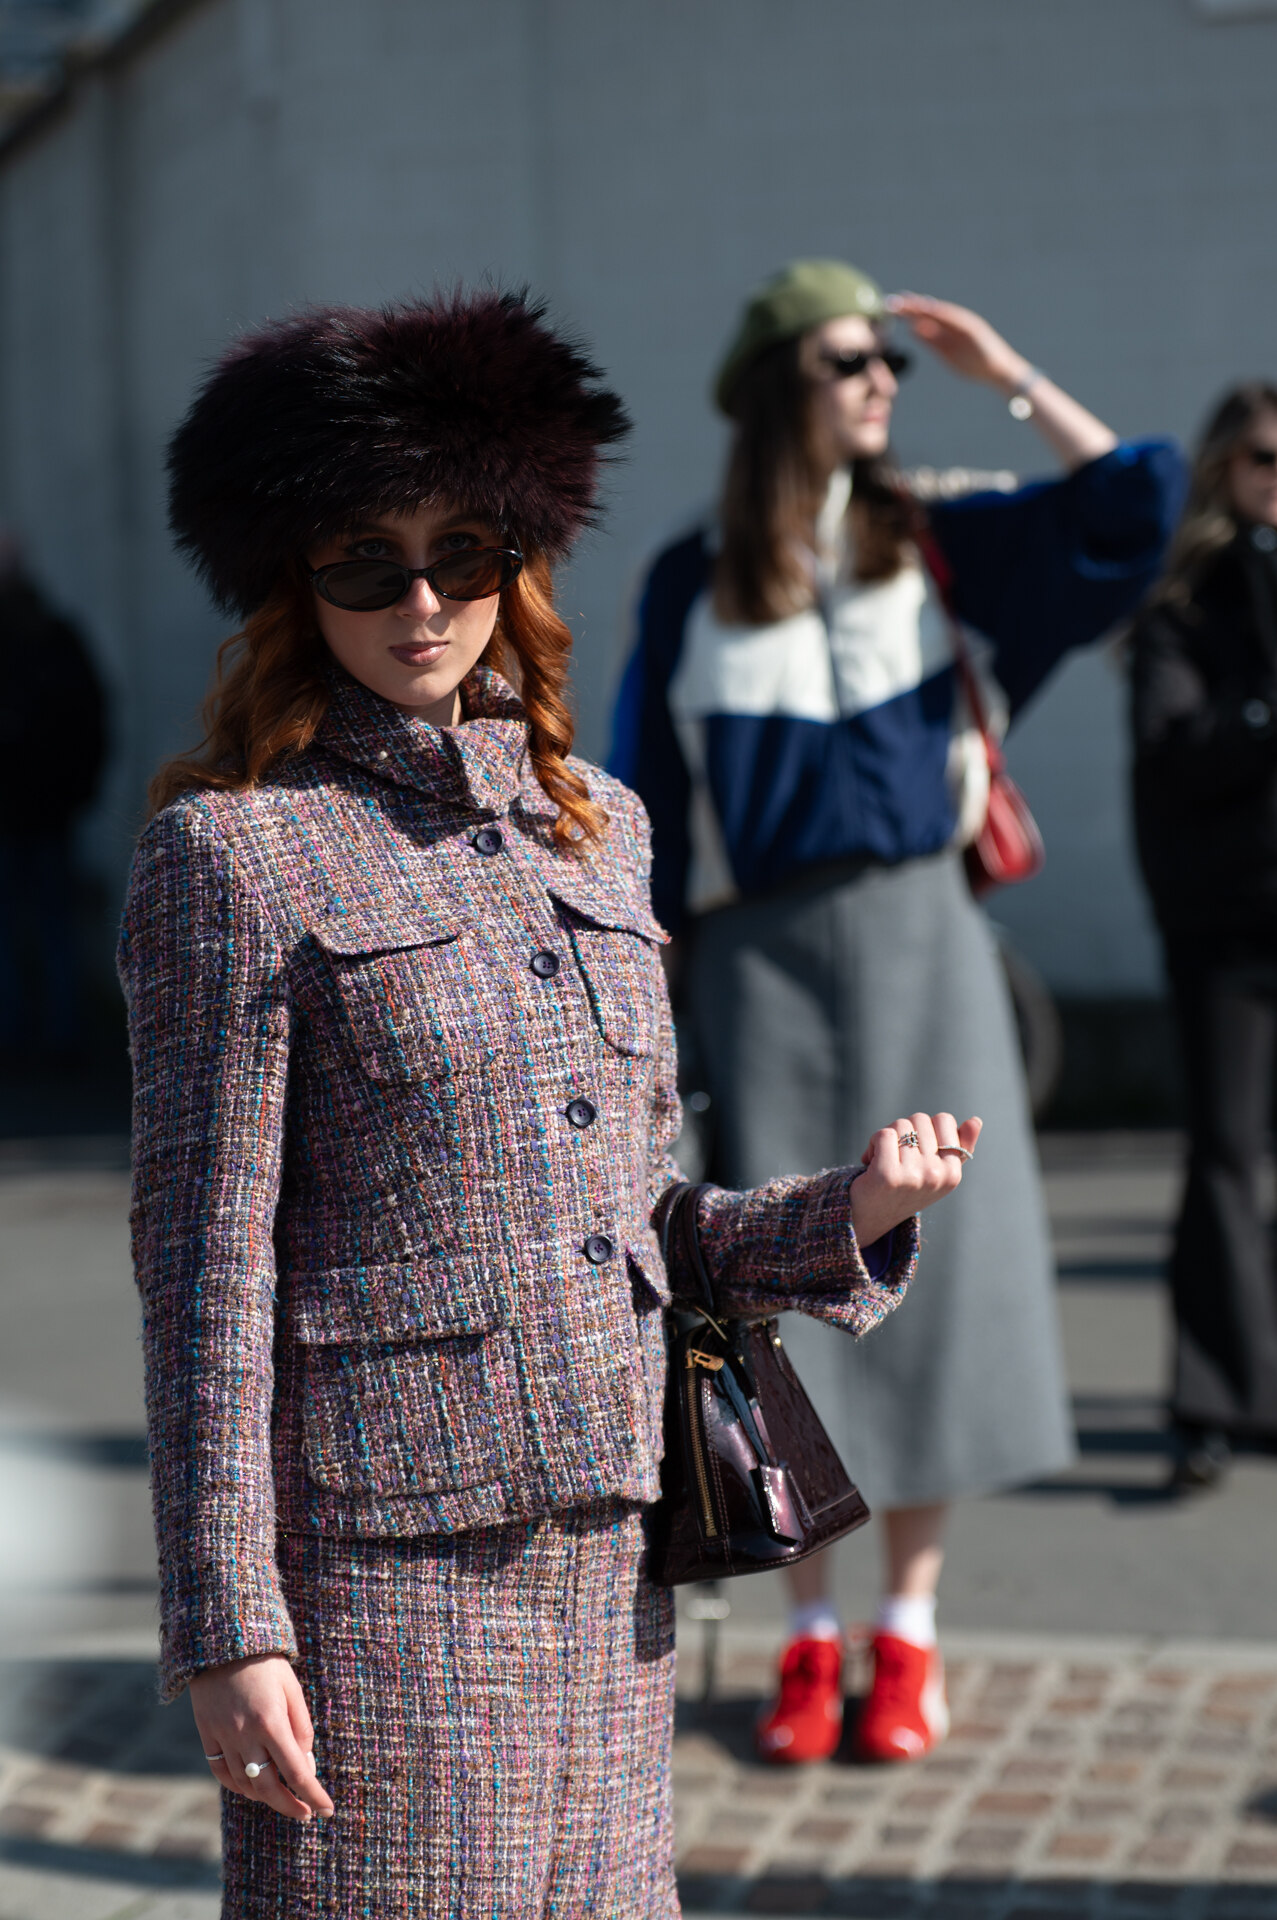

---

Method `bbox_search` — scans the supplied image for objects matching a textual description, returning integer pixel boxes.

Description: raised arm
[889,293,1117,472]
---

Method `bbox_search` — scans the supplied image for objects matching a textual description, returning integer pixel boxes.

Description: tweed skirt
[687,848,1074,1509]
[223,1501,679,1919]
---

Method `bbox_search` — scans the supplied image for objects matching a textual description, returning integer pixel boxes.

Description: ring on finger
[897,1130,920,1149]
[203,1752,225,1763]
[936,1145,973,1162]
[244,1761,271,1781]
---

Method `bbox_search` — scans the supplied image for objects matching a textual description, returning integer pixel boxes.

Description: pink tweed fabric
[225,1504,678,1919]
[119,665,918,1912]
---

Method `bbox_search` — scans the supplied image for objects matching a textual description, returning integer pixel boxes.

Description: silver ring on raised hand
[897,1130,919,1149]
[936,1145,973,1162]
[244,1761,270,1780]
[204,1753,225,1763]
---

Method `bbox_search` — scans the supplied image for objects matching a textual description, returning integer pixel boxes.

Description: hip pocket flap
[285,1262,509,1345]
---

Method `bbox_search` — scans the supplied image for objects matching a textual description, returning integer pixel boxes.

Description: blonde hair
[1154,381,1277,608]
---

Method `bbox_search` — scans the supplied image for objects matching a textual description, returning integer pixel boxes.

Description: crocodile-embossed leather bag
[646,1182,871,1587]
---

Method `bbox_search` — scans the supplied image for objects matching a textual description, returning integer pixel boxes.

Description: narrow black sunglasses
[818,346,912,382]
[1244,445,1277,471]
[310,545,524,612]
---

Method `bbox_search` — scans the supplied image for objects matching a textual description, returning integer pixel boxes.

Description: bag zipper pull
[686,1348,725,1372]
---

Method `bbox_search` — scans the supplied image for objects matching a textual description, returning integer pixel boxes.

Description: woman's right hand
[189,1653,335,1822]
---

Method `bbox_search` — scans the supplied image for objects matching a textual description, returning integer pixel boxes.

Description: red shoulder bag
[911,513,1045,899]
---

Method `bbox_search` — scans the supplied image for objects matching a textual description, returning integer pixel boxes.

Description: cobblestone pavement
[2,1628,1277,1918]
[671,1628,1277,1916]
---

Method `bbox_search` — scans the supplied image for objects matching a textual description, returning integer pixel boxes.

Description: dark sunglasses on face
[818,346,913,382]
[1243,445,1277,471]
[309,545,524,612]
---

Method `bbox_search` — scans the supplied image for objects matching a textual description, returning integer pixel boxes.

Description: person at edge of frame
[1129,381,1277,1495]
[0,531,107,1066]
[609,260,1187,1767]
[118,287,981,1919]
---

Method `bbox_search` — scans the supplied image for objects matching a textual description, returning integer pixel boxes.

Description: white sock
[875,1593,937,1648]
[789,1601,842,1642]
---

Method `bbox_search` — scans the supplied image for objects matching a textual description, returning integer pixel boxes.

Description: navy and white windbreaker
[609,441,1186,932]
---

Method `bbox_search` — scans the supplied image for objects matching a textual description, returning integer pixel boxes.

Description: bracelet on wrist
[1007,366,1044,421]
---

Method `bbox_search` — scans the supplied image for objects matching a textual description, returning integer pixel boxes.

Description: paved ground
[0,1131,1274,1917]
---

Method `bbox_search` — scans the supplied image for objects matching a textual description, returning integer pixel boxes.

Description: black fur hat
[167,288,632,619]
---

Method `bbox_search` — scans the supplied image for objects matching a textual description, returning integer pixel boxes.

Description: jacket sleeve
[694,1172,919,1337]
[118,802,296,1700]
[929,438,1188,718]
[1130,601,1277,801]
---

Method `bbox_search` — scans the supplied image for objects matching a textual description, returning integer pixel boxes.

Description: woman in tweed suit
[120,289,979,1918]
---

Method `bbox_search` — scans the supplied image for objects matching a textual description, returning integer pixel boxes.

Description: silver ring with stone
[897,1130,920,1149]
[936,1145,973,1162]
[244,1761,270,1780]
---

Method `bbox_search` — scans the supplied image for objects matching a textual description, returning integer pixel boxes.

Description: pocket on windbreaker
[310,903,486,1083]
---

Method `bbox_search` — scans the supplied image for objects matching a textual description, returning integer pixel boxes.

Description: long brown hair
[148,551,607,850]
[714,338,912,625]
[1153,380,1277,608]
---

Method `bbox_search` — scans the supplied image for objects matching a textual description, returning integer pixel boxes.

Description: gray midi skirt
[687,849,1074,1510]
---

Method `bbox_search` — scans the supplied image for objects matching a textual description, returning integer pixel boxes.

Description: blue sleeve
[928,437,1188,718]
[607,529,712,932]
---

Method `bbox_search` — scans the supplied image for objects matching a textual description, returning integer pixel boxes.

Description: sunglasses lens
[316,561,409,610]
[432,549,522,600]
[1250,448,1277,469]
[884,350,912,378]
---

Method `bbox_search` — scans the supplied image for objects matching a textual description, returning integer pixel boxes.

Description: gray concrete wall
[1,0,1275,992]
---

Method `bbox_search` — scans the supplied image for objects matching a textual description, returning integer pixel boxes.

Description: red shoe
[755,1635,844,1764]
[854,1633,949,1762]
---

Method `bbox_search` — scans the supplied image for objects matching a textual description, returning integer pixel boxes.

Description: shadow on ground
[0,1658,220,1891]
[678,1869,1277,1915]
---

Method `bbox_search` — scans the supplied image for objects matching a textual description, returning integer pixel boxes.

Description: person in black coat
[1130,381,1277,1489]
[0,542,107,1063]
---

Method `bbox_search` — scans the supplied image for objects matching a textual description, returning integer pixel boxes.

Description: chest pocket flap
[546,866,668,1058]
[310,901,479,1082]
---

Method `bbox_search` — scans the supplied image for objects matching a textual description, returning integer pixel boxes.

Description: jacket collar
[316,664,529,816]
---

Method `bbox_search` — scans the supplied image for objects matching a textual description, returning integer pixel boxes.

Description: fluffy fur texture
[167,289,632,618]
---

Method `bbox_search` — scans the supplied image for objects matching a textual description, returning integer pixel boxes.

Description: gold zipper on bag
[684,1357,719,1537]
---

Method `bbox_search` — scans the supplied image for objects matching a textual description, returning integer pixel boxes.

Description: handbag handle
[656,1181,719,1315]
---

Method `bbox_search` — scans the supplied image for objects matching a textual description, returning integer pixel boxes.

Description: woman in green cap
[611,260,1185,1765]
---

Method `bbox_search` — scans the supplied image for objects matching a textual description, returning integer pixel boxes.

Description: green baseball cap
[713,258,886,416]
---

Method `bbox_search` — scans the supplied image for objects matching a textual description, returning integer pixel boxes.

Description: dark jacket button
[583,1233,615,1266]
[530,949,560,978]
[473,826,504,856]
[566,1098,597,1130]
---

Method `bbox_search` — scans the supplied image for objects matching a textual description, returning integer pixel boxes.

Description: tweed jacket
[120,667,918,1698]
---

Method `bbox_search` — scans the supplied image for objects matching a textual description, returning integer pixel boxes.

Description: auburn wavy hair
[148,551,607,850]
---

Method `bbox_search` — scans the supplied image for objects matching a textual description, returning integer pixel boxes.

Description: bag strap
[899,491,1007,779]
[656,1180,719,1315]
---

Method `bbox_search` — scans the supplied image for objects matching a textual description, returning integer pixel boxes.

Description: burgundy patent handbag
[646,1183,871,1587]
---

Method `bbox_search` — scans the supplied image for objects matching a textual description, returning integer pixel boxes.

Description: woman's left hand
[849,1110,984,1251]
[887,293,1029,394]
